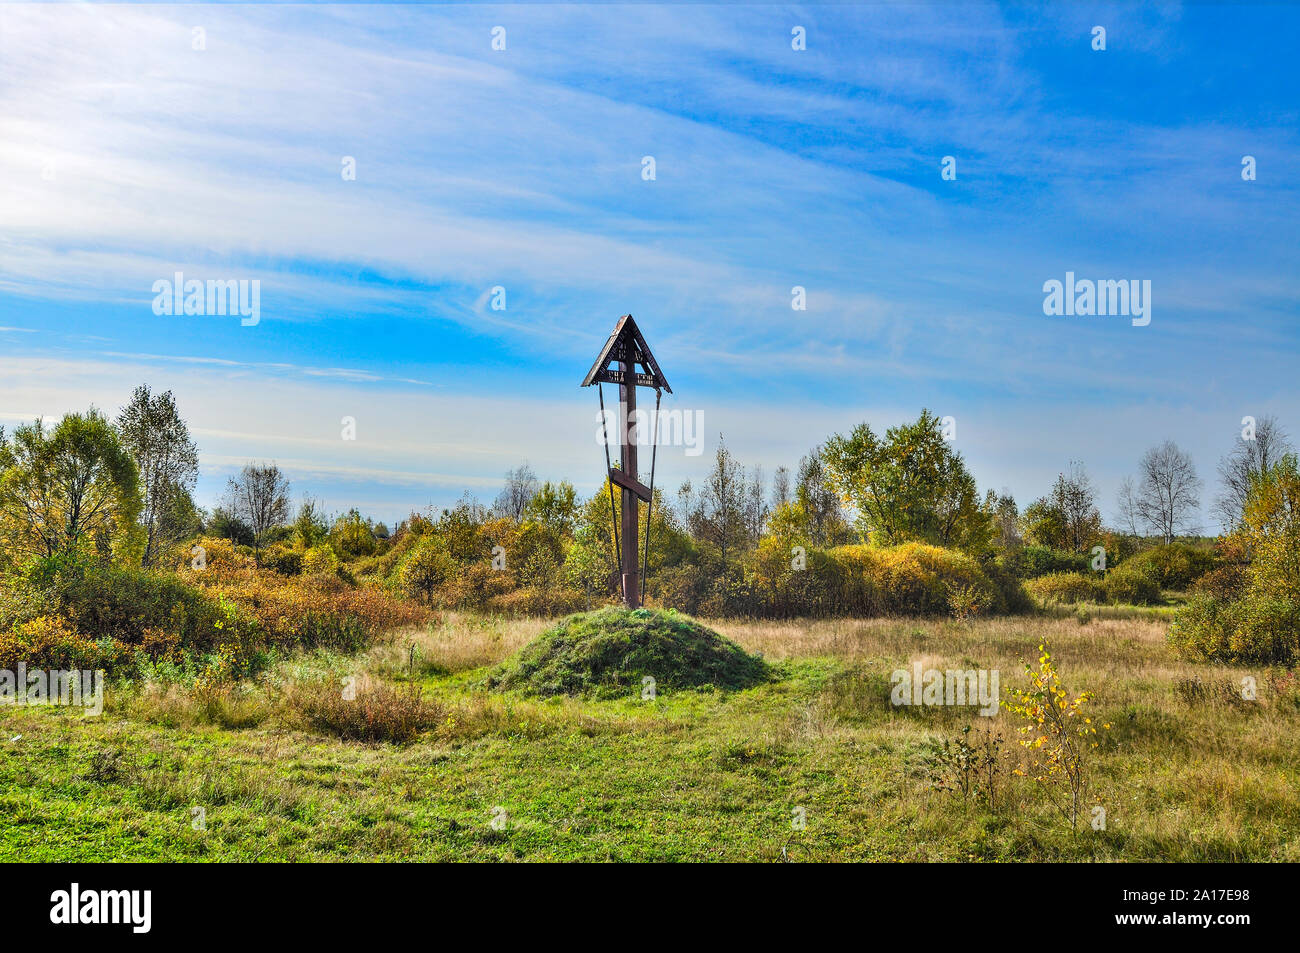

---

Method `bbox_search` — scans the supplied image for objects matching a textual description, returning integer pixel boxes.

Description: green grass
[488,607,769,698]
[2,613,1298,861]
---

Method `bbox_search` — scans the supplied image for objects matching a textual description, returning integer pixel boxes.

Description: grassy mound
[488,607,769,698]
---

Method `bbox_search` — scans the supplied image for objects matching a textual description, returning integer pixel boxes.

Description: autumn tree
[794,447,847,546]
[1216,415,1291,532]
[679,437,750,569]
[1115,476,1142,537]
[771,465,791,508]
[985,490,1022,549]
[401,534,457,603]
[330,507,379,557]
[573,479,687,594]
[116,385,200,566]
[207,506,255,546]
[436,492,490,561]
[1021,497,1069,550]
[224,463,291,564]
[292,497,330,548]
[525,480,578,536]
[1239,454,1300,600]
[743,465,769,541]
[0,411,141,560]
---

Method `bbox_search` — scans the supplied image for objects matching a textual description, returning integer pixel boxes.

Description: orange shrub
[206,574,430,652]
[0,615,128,670]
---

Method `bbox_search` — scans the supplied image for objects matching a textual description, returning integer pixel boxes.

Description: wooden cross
[581,315,672,609]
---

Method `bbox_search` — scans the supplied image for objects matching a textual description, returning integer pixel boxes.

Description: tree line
[0,383,1289,582]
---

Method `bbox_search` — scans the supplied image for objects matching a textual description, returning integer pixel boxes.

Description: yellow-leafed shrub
[1026,571,1105,605]
[302,544,341,577]
[849,543,1003,616]
[0,615,127,670]
[175,536,253,579]
[1122,543,1215,591]
[745,540,1012,618]
[1171,456,1300,664]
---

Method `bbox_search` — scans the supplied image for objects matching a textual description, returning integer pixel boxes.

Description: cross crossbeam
[608,466,653,502]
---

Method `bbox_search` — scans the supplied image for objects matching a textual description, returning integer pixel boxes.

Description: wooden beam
[608,466,653,502]
[580,316,629,389]
[591,369,661,389]
[619,352,640,608]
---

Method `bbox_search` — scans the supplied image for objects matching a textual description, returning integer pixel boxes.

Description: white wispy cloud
[1,2,1296,532]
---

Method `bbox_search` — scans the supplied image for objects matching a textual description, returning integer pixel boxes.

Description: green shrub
[399,535,457,604]
[1095,531,1141,567]
[1171,457,1300,665]
[982,558,1034,614]
[34,560,234,653]
[262,547,303,576]
[758,556,840,617]
[1228,597,1300,664]
[1170,594,1300,664]
[1101,560,1162,606]
[0,572,60,631]
[1124,543,1216,591]
[647,564,707,614]
[699,567,760,618]
[1000,546,1090,579]
[741,538,845,617]
[1026,571,1104,605]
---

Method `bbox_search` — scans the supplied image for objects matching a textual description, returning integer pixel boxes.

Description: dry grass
[712,613,1169,662]
[367,612,550,677]
[121,681,273,730]
[284,677,438,743]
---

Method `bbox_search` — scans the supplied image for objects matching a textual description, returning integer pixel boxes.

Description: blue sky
[2,2,1298,529]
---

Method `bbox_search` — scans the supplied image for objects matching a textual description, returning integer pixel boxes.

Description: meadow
[4,608,1297,862]
[2,396,1296,862]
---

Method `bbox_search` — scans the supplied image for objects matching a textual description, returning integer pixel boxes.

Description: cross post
[619,354,639,605]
